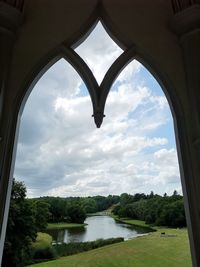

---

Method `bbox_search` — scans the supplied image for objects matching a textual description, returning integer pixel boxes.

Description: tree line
[113,191,186,228]
[2,179,119,266]
[2,179,186,267]
[37,194,120,223]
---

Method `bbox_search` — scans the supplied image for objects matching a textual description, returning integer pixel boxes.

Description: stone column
[171,4,200,267]
[0,2,22,264]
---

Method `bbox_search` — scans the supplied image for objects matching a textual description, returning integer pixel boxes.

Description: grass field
[47,223,86,230]
[28,227,192,267]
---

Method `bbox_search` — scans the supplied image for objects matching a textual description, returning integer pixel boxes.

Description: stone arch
[16,46,99,120]
[15,21,184,132]
[0,1,200,266]
[1,7,184,239]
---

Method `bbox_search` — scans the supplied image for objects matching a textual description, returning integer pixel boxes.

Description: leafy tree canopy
[2,179,37,267]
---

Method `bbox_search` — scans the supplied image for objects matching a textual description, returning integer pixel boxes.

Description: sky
[14,22,182,198]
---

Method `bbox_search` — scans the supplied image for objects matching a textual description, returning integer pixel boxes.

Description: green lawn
[28,227,192,267]
[47,223,86,230]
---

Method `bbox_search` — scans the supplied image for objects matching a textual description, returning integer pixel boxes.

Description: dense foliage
[3,183,120,266]
[36,195,120,223]
[2,179,186,267]
[2,181,36,266]
[33,237,124,263]
[12,230,124,265]
[113,191,186,227]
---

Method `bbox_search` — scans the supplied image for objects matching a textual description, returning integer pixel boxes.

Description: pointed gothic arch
[0,1,200,266]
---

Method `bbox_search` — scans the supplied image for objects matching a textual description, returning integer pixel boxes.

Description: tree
[120,193,133,205]
[34,200,50,232]
[156,199,186,227]
[149,191,154,199]
[2,179,37,267]
[173,190,178,196]
[66,203,86,224]
[113,191,186,228]
[47,197,66,222]
[81,197,98,213]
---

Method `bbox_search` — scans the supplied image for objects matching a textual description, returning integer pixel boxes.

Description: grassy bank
[28,227,192,267]
[47,223,86,230]
[115,217,154,229]
[111,214,155,232]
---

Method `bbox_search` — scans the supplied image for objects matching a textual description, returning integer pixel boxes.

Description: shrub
[31,232,57,263]
[33,246,56,262]
[54,237,124,257]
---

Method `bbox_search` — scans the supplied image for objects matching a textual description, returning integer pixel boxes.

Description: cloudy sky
[14,23,182,198]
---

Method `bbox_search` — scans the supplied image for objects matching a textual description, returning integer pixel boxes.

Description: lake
[47,215,150,243]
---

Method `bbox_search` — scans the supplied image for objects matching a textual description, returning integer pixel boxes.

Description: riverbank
[28,226,191,267]
[46,215,145,246]
[110,213,156,232]
[47,223,86,230]
[117,218,156,232]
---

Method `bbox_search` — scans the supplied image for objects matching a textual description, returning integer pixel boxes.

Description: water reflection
[47,216,149,244]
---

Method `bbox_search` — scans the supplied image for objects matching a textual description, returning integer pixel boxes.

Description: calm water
[47,216,149,243]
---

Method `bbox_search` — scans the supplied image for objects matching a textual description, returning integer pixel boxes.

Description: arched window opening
[15,57,181,197]
[2,20,192,267]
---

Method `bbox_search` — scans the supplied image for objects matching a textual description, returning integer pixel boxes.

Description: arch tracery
[17,19,180,130]
[16,20,141,129]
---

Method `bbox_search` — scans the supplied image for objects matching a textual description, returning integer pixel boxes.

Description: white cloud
[116,60,141,83]
[75,22,123,84]
[14,22,181,198]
